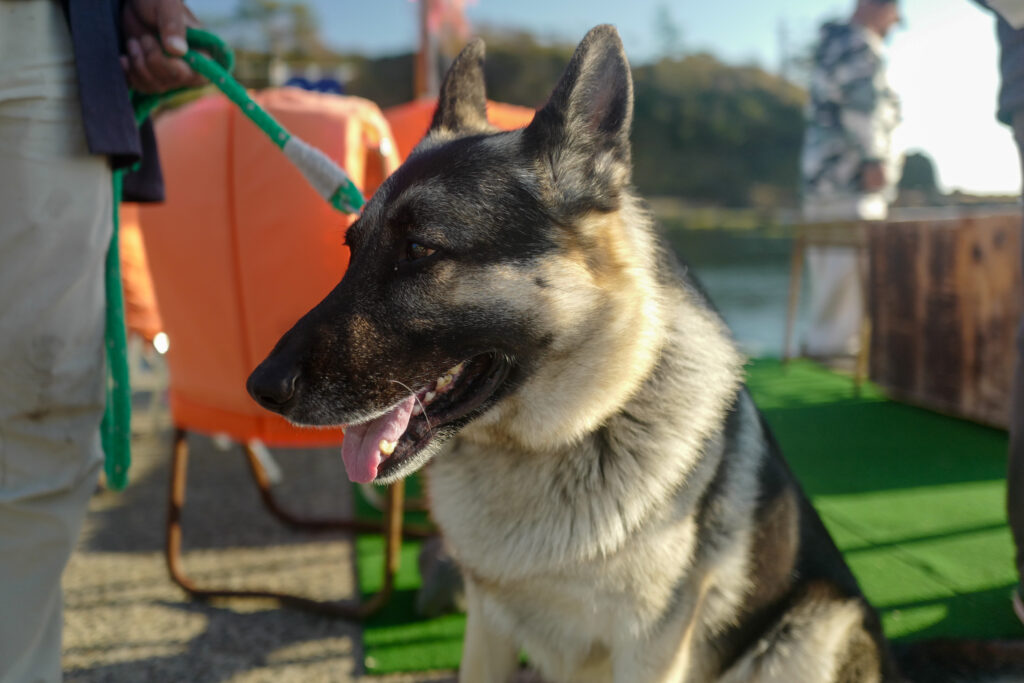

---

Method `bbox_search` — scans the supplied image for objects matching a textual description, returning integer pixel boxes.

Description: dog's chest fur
[426,285,760,679]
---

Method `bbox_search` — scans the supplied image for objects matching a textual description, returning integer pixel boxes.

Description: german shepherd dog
[248,25,1024,683]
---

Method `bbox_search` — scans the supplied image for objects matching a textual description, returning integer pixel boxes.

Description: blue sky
[191,0,1021,195]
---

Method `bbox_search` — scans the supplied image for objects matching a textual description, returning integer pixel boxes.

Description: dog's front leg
[459,579,519,683]
[613,641,695,683]
[611,597,711,683]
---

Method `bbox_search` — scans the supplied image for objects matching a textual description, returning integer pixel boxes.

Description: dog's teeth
[379,439,396,456]
[450,362,466,376]
[436,373,454,390]
[424,391,437,404]
[412,403,423,416]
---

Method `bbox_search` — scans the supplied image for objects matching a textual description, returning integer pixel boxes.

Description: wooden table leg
[783,233,806,366]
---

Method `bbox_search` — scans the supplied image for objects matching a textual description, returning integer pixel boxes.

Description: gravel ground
[59,415,466,683]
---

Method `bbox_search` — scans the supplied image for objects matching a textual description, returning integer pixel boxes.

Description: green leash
[102,28,367,490]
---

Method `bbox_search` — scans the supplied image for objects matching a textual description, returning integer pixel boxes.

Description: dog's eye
[405,241,436,262]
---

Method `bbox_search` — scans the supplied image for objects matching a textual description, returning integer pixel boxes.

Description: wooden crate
[868,214,1022,429]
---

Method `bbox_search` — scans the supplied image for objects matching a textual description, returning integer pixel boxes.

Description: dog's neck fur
[462,196,667,448]
[431,193,746,580]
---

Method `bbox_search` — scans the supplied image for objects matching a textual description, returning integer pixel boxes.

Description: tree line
[346,30,807,209]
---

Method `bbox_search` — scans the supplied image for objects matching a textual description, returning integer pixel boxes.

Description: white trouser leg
[0,2,112,681]
[803,245,863,358]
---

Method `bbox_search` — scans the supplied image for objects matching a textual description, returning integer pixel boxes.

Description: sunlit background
[189,0,1020,195]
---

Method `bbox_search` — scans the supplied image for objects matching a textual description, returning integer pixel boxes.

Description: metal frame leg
[164,428,418,618]
[854,234,872,397]
[783,232,807,366]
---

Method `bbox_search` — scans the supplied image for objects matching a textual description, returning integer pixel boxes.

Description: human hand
[859,161,886,193]
[121,0,204,94]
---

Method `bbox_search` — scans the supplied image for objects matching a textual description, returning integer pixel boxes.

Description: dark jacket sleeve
[995,16,1024,123]
[121,119,166,203]
[65,0,165,201]
[970,0,1024,124]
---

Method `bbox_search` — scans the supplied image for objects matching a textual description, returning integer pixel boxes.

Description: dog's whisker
[388,378,434,433]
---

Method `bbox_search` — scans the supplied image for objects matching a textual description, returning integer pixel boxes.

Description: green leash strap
[132,28,366,213]
[102,171,131,490]
[102,28,367,489]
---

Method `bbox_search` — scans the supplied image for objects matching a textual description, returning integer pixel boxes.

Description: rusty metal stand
[165,428,430,618]
[782,231,807,366]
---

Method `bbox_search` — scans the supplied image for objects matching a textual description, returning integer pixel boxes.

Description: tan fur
[421,180,900,680]
[457,198,672,454]
[393,26,894,683]
[427,193,765,682]
[720,590,879,683]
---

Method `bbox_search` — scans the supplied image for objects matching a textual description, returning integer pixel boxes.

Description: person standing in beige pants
[968,0,1024,625]
[1012,109,1024,623]
[0,2,198,680]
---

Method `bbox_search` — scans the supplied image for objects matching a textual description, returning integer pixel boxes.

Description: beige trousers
[0,2,111,681]
[802,245,864,358]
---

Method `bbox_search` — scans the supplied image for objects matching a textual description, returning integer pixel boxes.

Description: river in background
[660,225,809,359]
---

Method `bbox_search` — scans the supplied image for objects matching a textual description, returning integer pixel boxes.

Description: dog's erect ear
[428,38,492,137]
[539,24,632,149]
[525,25,633,212]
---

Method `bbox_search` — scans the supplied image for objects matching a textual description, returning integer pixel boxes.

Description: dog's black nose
[247,364,299,412]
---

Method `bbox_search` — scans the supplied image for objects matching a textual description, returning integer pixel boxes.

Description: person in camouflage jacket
[802,0,903,221]
[797,0,902,358]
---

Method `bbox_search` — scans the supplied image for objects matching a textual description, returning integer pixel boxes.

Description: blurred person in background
[970,0,1024,625]
[799,0,903,359]
[0,1,198,680]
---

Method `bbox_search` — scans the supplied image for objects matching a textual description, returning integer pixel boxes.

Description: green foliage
[654,4,685,60]
[631,53,807,207]
[213,0,328,58]
[899,151,940,196]
[476,30,575,109]
[345,53,416,109]
[339,31,574,111]
[346,43,807,208]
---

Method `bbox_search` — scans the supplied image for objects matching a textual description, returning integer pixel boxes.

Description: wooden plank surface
[868,214,1022,429]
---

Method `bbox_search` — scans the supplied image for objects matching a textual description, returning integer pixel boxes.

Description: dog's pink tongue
[341,395,416,484]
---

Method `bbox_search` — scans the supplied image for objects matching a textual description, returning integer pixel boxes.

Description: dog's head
[248,25,660,484]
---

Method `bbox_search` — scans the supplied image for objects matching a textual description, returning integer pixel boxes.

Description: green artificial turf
[355,358,1019,674]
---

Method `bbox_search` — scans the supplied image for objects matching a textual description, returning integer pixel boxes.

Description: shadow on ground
[65,601,362,683]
